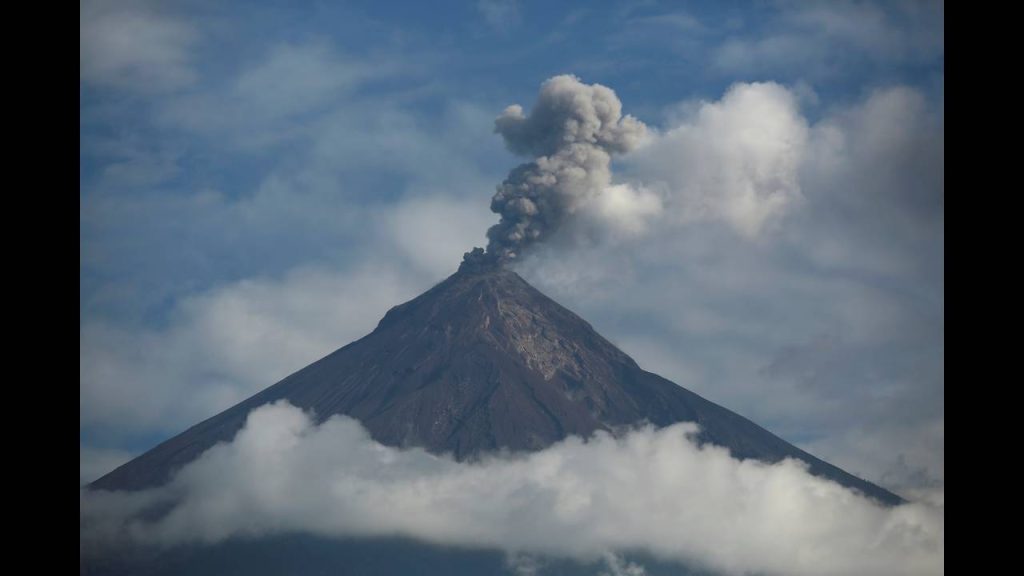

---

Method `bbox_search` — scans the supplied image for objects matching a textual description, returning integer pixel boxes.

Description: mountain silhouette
[91,256,901,506]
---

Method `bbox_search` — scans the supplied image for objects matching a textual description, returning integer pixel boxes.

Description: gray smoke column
[481,75,647,263]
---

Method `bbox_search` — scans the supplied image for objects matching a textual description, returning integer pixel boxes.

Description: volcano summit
[92,249,901,506]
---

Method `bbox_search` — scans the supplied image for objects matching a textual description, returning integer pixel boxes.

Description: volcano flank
[91,253,902,506]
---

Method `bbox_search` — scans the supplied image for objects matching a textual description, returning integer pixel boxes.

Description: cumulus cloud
[83,401,943,576]
[80,0,198,93]
[625,82,808,238]
[485,75,650,261]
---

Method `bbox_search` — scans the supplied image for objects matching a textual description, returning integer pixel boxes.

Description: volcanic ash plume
[482,75,647,262]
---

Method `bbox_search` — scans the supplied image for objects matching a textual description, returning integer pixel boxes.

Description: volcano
[90,252,901,506]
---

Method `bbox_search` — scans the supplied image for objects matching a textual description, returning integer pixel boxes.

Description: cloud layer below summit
[83,401,943,576]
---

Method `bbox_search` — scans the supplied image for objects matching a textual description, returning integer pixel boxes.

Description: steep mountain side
[91,261,902,505]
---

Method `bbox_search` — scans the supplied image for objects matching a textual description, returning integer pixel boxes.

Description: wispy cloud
[156,38,393,149]
[713,1,944,78]
[80,0,199,93]
[477,0,522,34]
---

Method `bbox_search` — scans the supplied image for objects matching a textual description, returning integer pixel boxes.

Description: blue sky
[80,0,944,504]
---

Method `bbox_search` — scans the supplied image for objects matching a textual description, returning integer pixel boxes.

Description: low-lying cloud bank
[82,402,943,576]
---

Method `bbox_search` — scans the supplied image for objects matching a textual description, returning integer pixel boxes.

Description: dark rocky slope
[91,259,901,505]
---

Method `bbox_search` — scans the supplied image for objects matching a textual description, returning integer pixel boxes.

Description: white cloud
[583,184,663,238]
[80,0,198,93]
[82,401,943,576]
[386,195,494,277]
[625,82,808,238]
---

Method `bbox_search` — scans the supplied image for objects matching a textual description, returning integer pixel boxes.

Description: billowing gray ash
[483,74,647,263]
